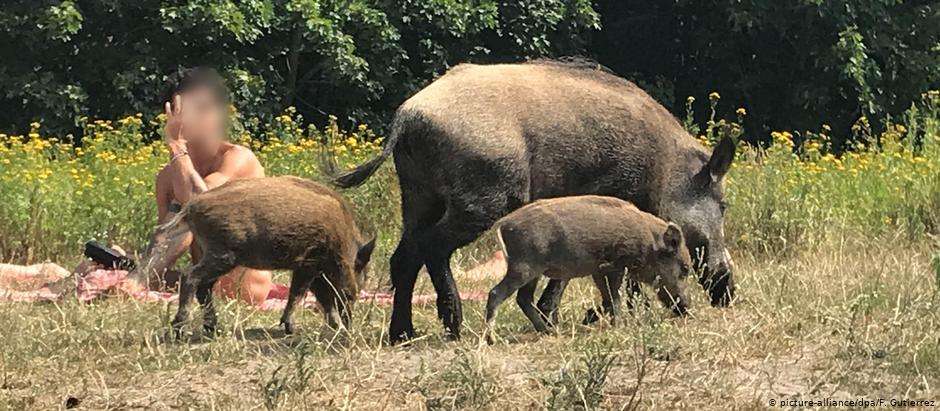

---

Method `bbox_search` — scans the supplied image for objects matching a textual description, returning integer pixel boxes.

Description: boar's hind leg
[280,269,316,335]
[388,236,423,343]
[413,174,525,340]
[172,251,235,338]
[389,180,445,344]
[420,216,493,340]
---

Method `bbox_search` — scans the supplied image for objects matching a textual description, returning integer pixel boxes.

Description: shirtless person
[151,67,273,304]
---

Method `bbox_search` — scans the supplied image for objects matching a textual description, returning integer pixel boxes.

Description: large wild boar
[329,59,736,343]
[486,196,692,336]
[138,176,375,336]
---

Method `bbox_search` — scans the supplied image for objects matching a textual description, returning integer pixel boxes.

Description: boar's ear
[355,236,377,272]
[662,223,683,254]
[702,136,735,184]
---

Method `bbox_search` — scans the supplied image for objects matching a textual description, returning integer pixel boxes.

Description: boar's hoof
[444,327,461,341]
[171,323,185,341]
[535,305,560,327]
[582,308,601,325]
[671,302,689,317]
[282,321,295,335]
[701,270,735,307]
[389,327,417,345]
[202,323,220,338]
[707,283,735,307]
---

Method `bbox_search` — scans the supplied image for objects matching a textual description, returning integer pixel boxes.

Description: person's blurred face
[180,86,227,149]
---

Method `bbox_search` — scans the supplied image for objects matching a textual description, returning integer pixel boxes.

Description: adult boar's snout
[714,248,734,275]
[701,247,735,307]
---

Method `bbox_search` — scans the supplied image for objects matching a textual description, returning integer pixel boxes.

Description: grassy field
[1,94,939,409]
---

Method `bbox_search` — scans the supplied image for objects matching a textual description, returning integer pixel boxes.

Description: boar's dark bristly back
[328,58,616,190]
[524,56,615,74]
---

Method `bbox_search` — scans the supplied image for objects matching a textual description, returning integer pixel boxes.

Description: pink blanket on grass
[0,268,490,310]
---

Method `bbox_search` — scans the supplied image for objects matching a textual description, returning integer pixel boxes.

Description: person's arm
[163,95,209,204]
[165,145,208,204]
[203,145,264,189]
[127,167,192,289]
[155,167,172,224]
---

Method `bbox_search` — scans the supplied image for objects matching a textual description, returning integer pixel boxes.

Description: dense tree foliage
[0,0,597,136]
[0,1,937,146]
[593,0,940,146]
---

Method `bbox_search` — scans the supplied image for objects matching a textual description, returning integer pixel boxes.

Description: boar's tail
[494,224,510,262]
[325,113,407,189]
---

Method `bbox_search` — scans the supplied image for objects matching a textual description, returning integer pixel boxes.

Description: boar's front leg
[310,275,350,330]
[281,268,316,335]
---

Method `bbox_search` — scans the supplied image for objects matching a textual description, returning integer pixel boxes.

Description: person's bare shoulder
[221,143,264,178]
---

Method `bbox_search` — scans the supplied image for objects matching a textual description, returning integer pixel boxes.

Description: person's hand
[164,94,187,152]
[74,259,104,276]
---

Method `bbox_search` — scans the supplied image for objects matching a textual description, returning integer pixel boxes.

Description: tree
[0,0,599,136]
[591,0,940,146]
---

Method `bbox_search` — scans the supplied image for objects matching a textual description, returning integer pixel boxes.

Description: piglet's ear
[662,223,683,254]
[355,236,376,272]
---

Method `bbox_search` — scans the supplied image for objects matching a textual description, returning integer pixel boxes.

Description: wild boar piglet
[486,195,692,334]
[144,176,375,336]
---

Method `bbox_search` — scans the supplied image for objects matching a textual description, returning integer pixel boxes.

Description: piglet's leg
[586,271,638,325]
[515,278,550,333]
[174,251,236,338]
[311,275,348,330]
[624,278,645,310]
[604,271,624,321]
[196,281,219,336]
[196,256,236,336]
[536,279,568,327]
[172,267,197,339]
[588,270,623,326]
[281,269,316,335]
[485,264,535,343]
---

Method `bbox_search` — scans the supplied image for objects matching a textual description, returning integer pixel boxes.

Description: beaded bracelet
[170,151,189,163]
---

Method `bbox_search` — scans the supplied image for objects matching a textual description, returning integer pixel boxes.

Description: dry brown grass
[1,230,937,410]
